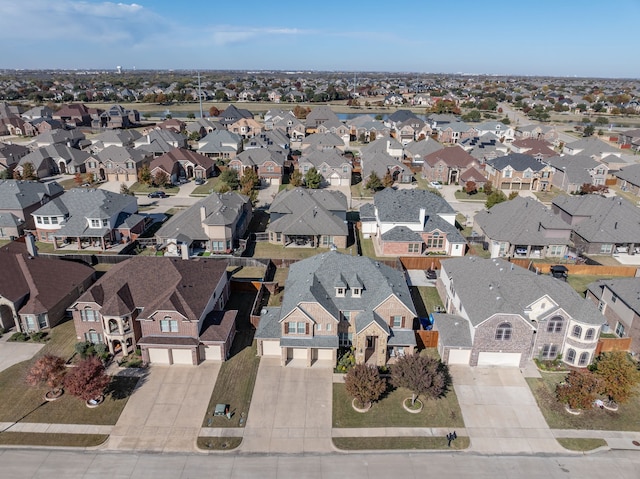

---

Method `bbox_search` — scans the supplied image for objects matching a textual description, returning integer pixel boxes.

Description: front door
[365,336,377,363]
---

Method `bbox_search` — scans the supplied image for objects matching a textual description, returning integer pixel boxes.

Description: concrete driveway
[451,365,563,454]
[241,358,333,454]
[0,334,44,373]
[107,362,220,453]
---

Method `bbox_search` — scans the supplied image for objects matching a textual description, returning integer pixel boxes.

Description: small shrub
[335,348,356,373]
[8,332,29,342]
[30,331,49,343]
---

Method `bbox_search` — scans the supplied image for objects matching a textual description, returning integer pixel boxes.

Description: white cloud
[211,26,306,46]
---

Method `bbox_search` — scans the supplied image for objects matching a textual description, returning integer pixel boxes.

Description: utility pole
[198,71,203,119]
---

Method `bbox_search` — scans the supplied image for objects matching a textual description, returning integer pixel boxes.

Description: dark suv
[148,191,168,198]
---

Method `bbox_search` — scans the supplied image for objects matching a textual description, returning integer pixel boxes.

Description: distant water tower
[116,65,122,74]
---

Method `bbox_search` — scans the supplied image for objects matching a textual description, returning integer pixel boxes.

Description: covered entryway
[448,349,471,365]
[171,348,194,365]
[261,340,281,356]
[0,305,15,330]
[148,348,170,364]
[477,352,521,367]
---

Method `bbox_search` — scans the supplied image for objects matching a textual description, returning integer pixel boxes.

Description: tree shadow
[104,372,147,401]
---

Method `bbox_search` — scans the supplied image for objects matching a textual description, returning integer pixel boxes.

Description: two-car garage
[477,352,522,367]
[146,347,195,365]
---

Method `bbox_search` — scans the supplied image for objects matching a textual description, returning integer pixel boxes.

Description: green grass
[566,275,627,297]
[0,432,108,447]
[454,190,487,201]
[252,241,354,260]
[196,436,242,450]
[333,436,469,450]
[0,320,138,425]
[191,177,220,196]
[357,229,385,260]
[534,189,567,204]
[557,438,607,451]
[129,182,179,195]
[526,373,640,431]
[228,266,266,279]
[333,383,464,428]
[412,286,445,317]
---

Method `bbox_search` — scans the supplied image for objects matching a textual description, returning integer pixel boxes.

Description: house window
[326,323,332,331]
[600,244,613,254]
[615,321,625,337]
[317,323,322,332]
[352,288,361,298]
[495,322,512,340]
[211,241,225,251]
[322,236,334,246]
[51,217,58,225]
[541,344,558,359]
[339,332,353,347]
[598,301,605,312]
[160,317,178,332]
[426,233,444,249]
[523,170,532,178]
[126,162,134,169]
[37,314,47,329]
[548,245,563,256]
[578,352,589,366]
[572,325,582,339]
[408,243,421,253]
[287,321,306,335]
[336,287,345,297]
[611,294,618,303]
[342,166,349,173]
[102,219,109,227]
[566,349,576,363]
[266,165,274,172]
[504,169,512,178]
[43,217,50,225]
[81,307,98,322]
[85,329,103,344]
[276,233,282,242]
[24,316,36,331]
[342,311,351,322]
[392,316,403,328]
[36,216,42,224]
[547,316,564,333]
[585,328,595,341]
[90,219,101,228]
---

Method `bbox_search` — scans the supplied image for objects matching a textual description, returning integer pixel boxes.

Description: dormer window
[336,287,345,297]
[352,288,361,297]
[90,219,101,228]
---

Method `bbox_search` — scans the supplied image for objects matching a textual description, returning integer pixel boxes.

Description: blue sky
[2,0,639,78]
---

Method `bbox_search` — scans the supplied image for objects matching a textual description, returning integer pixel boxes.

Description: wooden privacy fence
[400,256,448,270]
[595,337,633,355]
[529,262,638,277]
[415,330,439,349]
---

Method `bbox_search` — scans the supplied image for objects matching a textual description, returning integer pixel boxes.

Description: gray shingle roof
[433,313,472,348]
[0,179,63,209]
[381,226,423,242]
[486,153,545,172]
[441,257,604,327]
[374,188,455,223]
[587,278,640,314]
[616,163,640,186]
[255,307,282,339]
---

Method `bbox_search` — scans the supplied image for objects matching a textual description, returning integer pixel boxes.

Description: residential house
[0,179,63,233]
[218,104,253,129]
[474,196,571,259]
[459,166,489,189]
[93,104,140,129]
[436,121,476,145]
[586,278,640,354]
[362,151,411,184]
[152,147,215,181]
[546,155,608,192]
[459,133,508,164]
[69,256,235,363]
[297,150,352,186]
[268,188,348,248]
[394,118,431,145]
[474,121,515,143]
[485,153,554,191]
[360,188,466,257]
[21,106,53,121]
[227,117,263,139]
[255,251,417,367]
[305,106,341,134]
[403,138,444,166]
[87,145,151,182]
[53,103,92,127]
[29,129,86,150]
[0,142,29,175]
[185,118,218,139]
[551,195,640,256]
[515,124,558,143]
[155,192,252,255]
[90,129,142,150]
[510,138,557,160]
[31,188,144,250]
[153,118,186,134]
[360,137,404,162]
[19,144,89,177]
[271,114,306,140]
[562,137,619,159]
[614,163,640,196]
[197,130,243,160]
[434,257,604,368]
[229,148,286,185]
[346,115,391,142]
[134,129,188,157]
[0,238,95,332]
[617,128,640,151]
[300,132,346,152]
[422,145,480,185]
[30,118,65,135]
[244,130,289,151]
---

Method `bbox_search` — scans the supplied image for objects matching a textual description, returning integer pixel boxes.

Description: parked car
[194,177,205,185]
[429,181,442,189]
[148,191,168,198]
[515,247,527,255]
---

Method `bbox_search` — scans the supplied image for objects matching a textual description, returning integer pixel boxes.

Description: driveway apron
[451,365,564,454]
[241,358,333,454]
[107,362,220,453]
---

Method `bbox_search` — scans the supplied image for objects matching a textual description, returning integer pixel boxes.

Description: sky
[1,0,639,78]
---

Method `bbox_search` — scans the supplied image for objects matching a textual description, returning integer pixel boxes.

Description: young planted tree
[304,167,323,189]
[556,369,602,410]
[485,190,507,209]
[344,363,387,409]
[84,173,94,185]
[391,354,450,407]
[74,172,83,186]
[26,354,67,397]
[382,170,394,188]
[64,356,110,402]
[365,172,382,191]
[137,164,152,186]
[120,183,133,196]
[592,351,640,404]
[289,169,303,187]
[21,162,37,180]
[240,168,260,194]
[154,170,170,188]
[219,168,239,190]
[465,180,477,195]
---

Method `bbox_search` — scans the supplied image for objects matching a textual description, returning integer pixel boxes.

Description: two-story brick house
[485,153,554,191]
[228,148,286,186]
[256,251,417,367]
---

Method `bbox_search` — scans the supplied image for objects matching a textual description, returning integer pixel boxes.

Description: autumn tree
[137,164,152,186]
[382,170,394,188]
[208,106,220,117]
[120,183,133,196]
[556,369,602,410]
[465,180,477,195]
[304,167,323,189]
[391,354,450,406]
[84,173,94,185]
[64,356,110,402]
[365,172,382,191]
[591,351,640,404]
[219,168,239,190]
[293,105,311,119]
[290,169,303,187]
[74,172,83,186]
[240,168,260,194]
[344,363,387,409]
[26,354,67,397]
[485,190,507,209]
[483,182,493,195]
[154,170,170,187]
[21,162,37,180]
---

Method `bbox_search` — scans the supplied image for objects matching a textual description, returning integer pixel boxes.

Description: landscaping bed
[197,436,242,451]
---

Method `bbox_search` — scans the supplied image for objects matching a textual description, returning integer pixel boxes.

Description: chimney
[181,243,189,260]
[25,233,38,257]
[200,205,206,222]
[419,207,426,226]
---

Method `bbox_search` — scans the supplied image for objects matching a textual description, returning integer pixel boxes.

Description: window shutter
[285,323,289,334]
[305,323,309,335]
[402,316,405,328]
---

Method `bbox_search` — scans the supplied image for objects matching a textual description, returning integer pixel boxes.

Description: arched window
[108,318,119,333]
[547,316,564,333]
[566,349,576,363]
[585,328,595,341]
[578,352,590,366]
[572,325,582,338]
[495,322,512,340]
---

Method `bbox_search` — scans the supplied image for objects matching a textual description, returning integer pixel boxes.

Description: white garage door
[148,348,170,364]
[261,340,281,356]
[204,345,222,361]
[291,348,307,360]
[477,352,521,367]
[172,349,193,365]
[448,349,471,365]
[316,349,334,361]
[329,175,341,186]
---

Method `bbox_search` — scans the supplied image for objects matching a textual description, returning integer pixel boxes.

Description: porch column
[101,236,106,250]
[77,236,82,250]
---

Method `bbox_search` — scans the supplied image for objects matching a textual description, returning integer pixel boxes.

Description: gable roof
[615,163,640,186]
[486,153,545,172]
[424,145,477,168]
[587,278,640,314]
[0,179,63,209]
[374,188,455,223]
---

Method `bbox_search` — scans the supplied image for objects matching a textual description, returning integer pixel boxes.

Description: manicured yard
[252,241,354,260]
[0,320,139,425]
[333,436,469,450]
[454,190,486,202]
[191,177,220,196]
[526,373,640,431]
[0,432,108,447]
[557,438,607,451]
[566,275,626,297]
[129,182,179,195]
[412,286,444,317]
[333,383,464,429]
[228,266,266,279]
[533,189,566,204]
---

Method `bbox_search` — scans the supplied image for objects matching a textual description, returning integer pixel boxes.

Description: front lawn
[0,432,108,447]
[557,438,607,451]
[454,190,487,202]
[333,383,464,428]
[129,182,179,195]
[333,436,469,450]
[191,177,220,196]
[526,372,640,431]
